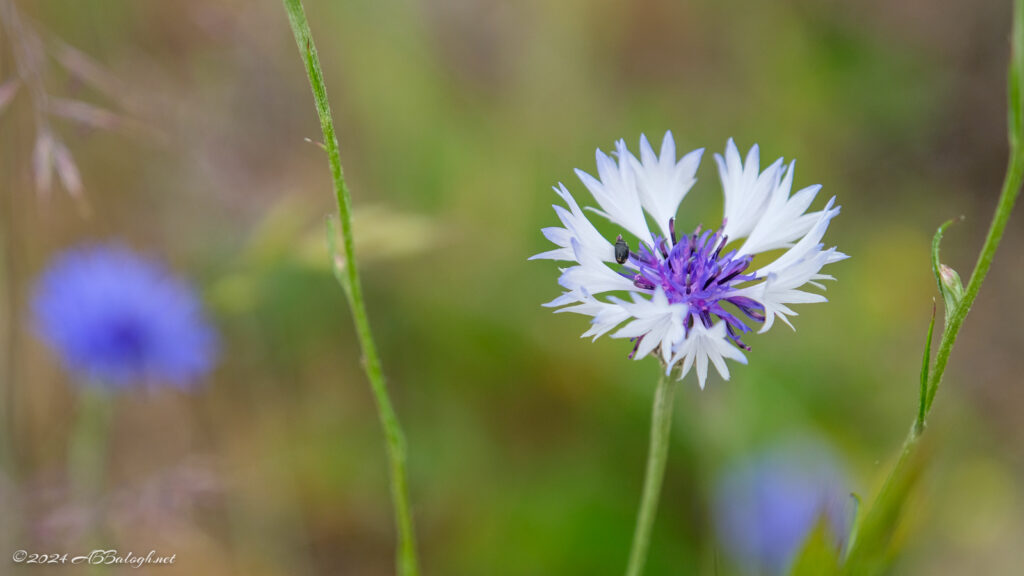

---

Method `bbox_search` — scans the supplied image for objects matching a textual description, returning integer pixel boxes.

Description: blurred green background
[2,0,1023,574]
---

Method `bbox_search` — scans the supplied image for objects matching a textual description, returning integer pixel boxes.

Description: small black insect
[614,235,630,264]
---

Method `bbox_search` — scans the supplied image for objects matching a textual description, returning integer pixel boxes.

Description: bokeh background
[2,0,1023,574]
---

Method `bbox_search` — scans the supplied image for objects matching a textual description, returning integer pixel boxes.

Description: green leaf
[930,219,963,320]
[916,302,937,432]
[790,516,843,576]
[843,492,863,555]
[842,438,929,576]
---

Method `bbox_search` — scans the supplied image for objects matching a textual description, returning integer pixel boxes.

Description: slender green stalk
[625,373,677,576]
[69,389,113,503]
[922,0,1024,415]
[846,1,1024,569]
[914,303,935,435]
[923,153,1024,413]
[279,2,420,575]
[908,0,1024,471]
[70,387,115,576]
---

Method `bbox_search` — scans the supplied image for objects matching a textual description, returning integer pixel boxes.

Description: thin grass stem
[280,2,420,574]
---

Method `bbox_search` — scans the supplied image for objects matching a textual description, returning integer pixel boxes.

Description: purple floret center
[625,219,765,350]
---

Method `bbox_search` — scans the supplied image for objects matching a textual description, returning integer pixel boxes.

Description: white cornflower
[532,133,846,388]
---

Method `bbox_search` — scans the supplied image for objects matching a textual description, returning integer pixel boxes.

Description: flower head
[713,441,853,574]
[32,244,218,389]
[532,133,846,387]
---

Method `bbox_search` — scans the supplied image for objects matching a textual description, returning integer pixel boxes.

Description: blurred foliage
[2,0,1024,575]
[791,519,843,576]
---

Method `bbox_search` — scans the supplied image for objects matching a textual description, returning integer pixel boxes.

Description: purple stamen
[729,296,766,323]
[717,266,747,286]
[712,234,728,261]
[628,336,644,359]
[634,276,656,290]
[622,223,764,353]
[725,323,752,351]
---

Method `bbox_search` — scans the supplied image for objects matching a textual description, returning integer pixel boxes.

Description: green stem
[625,373,677,576]
[69,388,113,513]
[906,0,1024,474]
[923,0,1024,414]
[279,2,420,575]
[846,2,1024,569]
[923,153,1024,413]
[69,388,114,576]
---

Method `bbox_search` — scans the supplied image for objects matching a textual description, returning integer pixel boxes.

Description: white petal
[556,238,635,299]
[610,288,687,363]
[530,183,615,263]
[737,247,841,333]
[543,291,583,308]
[753,197,841,278]
[679,351,696,386]
[554,294,631,340]
[707,347,731,381]
[575,142,653,246]
[669,322,747,388]
[738,160,825,256]
[630,131,703,239]
[696,352,709,388]
[715,139,784,241]
[529,247,573,261]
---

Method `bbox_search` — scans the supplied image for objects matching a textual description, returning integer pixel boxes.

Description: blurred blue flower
[32,244,218,389]
[713,441,853,574]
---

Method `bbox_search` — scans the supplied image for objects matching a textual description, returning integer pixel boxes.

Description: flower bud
[939,264,965,312]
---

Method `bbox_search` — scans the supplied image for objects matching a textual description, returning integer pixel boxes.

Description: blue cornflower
[32,244,218,389]
[713,441,853,574]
